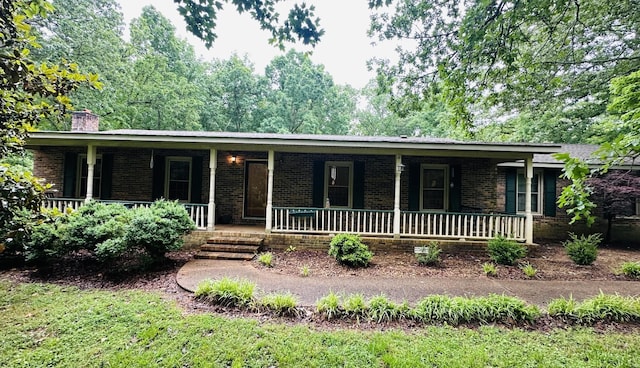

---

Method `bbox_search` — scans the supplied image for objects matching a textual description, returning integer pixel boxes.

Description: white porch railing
[42,198,208,230]
[400,211,526,241]
[272,207,526,241]
[272,207,394,235]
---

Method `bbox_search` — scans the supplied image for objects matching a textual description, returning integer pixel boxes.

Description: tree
[259,50,354,134]
[369,1,640,139]
[174,0,323,48]
[587,171,640,243]
[556,70,640,227]
[1,0,98,251]
[30,0,129,130]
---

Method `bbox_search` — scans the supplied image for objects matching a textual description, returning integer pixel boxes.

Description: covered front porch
[29,128,559,245]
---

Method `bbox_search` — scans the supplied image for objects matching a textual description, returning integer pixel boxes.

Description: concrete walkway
[177,259,640,307]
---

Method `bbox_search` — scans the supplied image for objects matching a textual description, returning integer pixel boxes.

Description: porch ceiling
[27,130,561,160]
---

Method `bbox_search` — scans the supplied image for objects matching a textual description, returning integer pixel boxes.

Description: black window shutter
[63,152,78,197]
[151,155,166,200]
[352,161,365,209]
[408,163,420,211]
[543,169,557,217]
[191,156,203,203]
[100,154,114,200]
[505,168,517,214]
[449,165,462,212]
[312,160,325,208]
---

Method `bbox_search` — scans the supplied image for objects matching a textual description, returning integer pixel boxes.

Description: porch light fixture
[231,155,237,164]
[150,149,154,169]
[396,163,405,173]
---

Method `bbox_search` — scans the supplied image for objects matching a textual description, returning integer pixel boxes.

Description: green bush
[62,201,131,257]
[415,241,442,266]
[521,263,537,278]
[487,236,527,265]
[22,208,67,262]
[564,233,601,266]
[125,200,195,261]
[482,262,497,276]
[620,262,640,279]
[343,294,367,321]
[195,277,256,307]
[328,233,373,268]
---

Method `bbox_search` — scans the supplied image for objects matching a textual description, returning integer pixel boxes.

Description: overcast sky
[116,0,397,89]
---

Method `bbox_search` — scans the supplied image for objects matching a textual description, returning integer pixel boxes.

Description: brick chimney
[71,110,99,132]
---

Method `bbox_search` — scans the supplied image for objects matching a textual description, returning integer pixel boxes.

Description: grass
[620,261,640,279]
[482,262,497,276]
[2,281,640,367]
[521,262,537,278]
[257,252,273,267]
[195,277,256,307]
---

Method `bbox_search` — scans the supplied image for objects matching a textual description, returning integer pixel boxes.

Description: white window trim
[324,161,353,208]
[419,164,449,212]
[516,169,543,215]
[164,156,192,202]
[76,153,102,199]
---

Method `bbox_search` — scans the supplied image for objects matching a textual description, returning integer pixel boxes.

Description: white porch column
[85,144,96,203]
[524,156,534,243]
[265,150,275,233]
[393,154,402,238]
[207,148,217,231]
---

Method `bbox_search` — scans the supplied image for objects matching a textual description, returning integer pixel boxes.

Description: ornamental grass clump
[487,235,527,265]
[195,277,256,308]
[482,262,498,277]
[328,233,373,268]
[564,233,601,265]
[258,252,273,267]
[343,294,367,321]
[317,291,343,320]
[259,292,299,317]
[367,294,408,322]
[549,294,640,324]
[521,262,537,278]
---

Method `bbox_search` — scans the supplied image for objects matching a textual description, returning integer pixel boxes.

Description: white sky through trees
[116,0,395,88]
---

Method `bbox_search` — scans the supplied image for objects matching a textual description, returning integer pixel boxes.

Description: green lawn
[1,281,639,367]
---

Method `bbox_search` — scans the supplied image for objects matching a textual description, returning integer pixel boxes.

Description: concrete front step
[206,237,264,246]
[194,251,256,260]
[200,244,260,253]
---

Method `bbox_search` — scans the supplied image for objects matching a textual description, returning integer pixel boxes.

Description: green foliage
[548,294,640,324]
[564,233,601,266]
[316,291,342,320]
[487,236,527,266]
[195,277,256,308]
[521,263,537,278]
[367,295,407,323]
[259,292,299,317]
[411,294,540,325]
[300,264,310,277]
[342,294,367,321]
[620,262,640,279]
[258,252,273,267]
[482,262,497,277]
[125,199,196,260]
[328,233,373,268]
[415,241,442,266]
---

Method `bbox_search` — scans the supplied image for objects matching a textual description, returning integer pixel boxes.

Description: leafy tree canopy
[369,0,640,140]
[174,0,324,48]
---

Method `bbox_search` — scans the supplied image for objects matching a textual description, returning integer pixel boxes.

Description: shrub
[521,263,537,278]
[22,208,67,262]
[317,291,342,320]
[195,277,256,307]
[620,262,640,279]
[258,252,273,267]
[415,241,442,266]
[482,262,497,277]
[487,236,527,265]
[564,233,601,265]
[125,200,195,261]
[259,292,299,316]
[328,233,373,268]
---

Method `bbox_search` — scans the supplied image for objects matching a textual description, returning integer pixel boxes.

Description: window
[325,161,353,208]
[76,154,102,198]
[165,157,192,202]
[516,170,542,214]
[420,164,449,211]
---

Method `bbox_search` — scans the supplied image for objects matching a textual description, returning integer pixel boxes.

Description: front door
[244,161,267,218]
